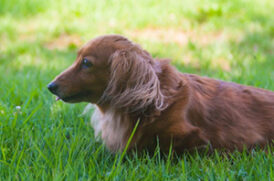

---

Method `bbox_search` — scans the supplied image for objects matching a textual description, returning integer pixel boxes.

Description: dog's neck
[156,59,185,104]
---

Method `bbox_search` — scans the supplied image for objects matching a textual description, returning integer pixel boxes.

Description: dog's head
[48,35,165,112]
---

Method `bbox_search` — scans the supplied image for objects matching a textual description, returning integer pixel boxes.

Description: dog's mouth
[56,92,91,103]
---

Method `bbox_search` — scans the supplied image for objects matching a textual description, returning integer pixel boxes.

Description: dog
[48,35,274,153]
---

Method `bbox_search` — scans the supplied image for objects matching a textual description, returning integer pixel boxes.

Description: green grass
[0,0,273,180]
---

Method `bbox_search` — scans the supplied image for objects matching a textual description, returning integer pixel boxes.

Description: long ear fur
[98,47,166,113]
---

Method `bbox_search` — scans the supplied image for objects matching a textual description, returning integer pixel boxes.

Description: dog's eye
[82,58,93,68]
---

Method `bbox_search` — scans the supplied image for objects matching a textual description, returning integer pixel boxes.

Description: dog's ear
[99,48,165,113]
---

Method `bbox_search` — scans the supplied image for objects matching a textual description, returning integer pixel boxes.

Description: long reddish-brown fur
[48,35,274,153]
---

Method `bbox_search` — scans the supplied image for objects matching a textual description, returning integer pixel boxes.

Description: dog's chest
[91,106,131,151]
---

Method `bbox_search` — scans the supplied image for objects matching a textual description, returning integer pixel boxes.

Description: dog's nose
[47,82,59,94]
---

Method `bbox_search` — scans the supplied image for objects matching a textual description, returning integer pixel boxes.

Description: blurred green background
[0,0,273,180]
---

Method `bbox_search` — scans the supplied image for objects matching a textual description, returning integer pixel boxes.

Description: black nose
[47,82,59,94]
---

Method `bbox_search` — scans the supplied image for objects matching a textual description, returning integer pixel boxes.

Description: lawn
[0,0,273,180]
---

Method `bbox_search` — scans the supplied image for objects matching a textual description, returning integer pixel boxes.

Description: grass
[0,0,273,180]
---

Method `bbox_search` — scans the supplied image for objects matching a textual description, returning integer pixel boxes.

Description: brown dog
[48,35,274,153]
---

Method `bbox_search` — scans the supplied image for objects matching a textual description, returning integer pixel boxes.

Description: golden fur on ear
[98,47,166,113]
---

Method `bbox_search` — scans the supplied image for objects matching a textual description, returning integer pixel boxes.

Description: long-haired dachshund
[48,35,274,153]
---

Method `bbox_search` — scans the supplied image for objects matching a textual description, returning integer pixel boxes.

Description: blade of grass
[107,119,140,180]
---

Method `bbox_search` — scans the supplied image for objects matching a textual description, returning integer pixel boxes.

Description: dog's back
[185,74,274,150]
